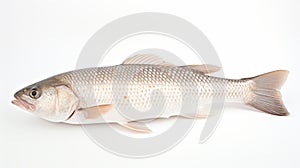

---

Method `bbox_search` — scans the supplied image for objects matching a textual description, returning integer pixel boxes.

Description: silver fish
[12,55,289,132]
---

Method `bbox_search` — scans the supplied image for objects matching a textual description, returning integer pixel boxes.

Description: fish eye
[29,88,41,99]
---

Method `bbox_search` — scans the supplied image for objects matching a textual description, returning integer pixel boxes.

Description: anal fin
[179,114,209,119]
[118,122,152,133]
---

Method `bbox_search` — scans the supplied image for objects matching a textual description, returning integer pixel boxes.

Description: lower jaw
[12,99,35,111]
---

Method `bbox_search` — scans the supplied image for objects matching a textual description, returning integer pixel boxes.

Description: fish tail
[245,70,289,116]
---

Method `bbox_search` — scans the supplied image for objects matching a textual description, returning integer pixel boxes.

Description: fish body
[12,55,289,132]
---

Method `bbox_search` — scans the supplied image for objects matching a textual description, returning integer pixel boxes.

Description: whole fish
[12,55,289,132]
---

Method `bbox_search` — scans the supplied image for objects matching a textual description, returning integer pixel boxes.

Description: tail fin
[246,70,289,116]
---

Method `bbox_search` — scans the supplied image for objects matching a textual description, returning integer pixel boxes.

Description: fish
[12,54,289,133]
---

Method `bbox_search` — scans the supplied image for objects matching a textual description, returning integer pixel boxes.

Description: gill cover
[54,85,79,122]
[23,77,79,122]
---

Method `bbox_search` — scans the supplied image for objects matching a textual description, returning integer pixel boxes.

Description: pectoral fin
[118,122,152,133]
[78,104,113,119]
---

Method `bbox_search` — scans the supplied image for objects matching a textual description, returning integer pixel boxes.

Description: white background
[0,0,299,168]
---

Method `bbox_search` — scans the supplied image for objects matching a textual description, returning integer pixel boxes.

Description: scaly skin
[55,64,251,124]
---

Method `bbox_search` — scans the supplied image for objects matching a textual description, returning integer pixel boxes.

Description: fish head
[12,77,79,122]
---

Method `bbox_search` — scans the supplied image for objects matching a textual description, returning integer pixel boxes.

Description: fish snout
[12,89,36,111]
[14,90,23,99]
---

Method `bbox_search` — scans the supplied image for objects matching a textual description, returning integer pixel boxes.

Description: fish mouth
[12,96,35,111]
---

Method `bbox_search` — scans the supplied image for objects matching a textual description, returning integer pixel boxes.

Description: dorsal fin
[180,64,221,74]
[122,54,175,66]
[122,54,221,74]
